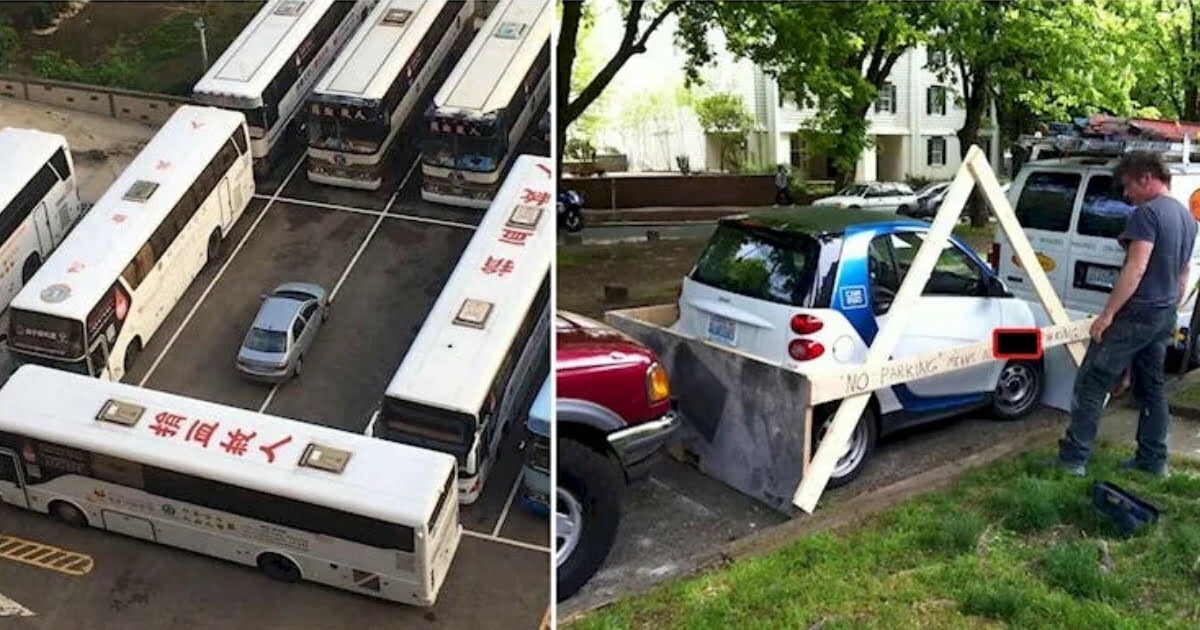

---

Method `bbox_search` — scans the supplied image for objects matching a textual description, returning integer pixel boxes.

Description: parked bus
[420,0,550,208]
[305,0,476,190]
[0,364,461,605]
[368,155,552,503]
[193,0,377,176]
[0,129,83,313]
[7,106,254,382]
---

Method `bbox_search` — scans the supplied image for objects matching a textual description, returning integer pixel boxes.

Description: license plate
[1085,265,1118,289]
[707,314,737,346]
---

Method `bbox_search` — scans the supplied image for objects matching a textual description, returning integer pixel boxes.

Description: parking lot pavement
[561,405,1069,616]
[0,504,547,630]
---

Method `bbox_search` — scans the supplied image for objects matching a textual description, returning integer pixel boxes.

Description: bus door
[88,336,114,381]
[32,200,54,255]
[219,178,233,227]
[0,447,30,509]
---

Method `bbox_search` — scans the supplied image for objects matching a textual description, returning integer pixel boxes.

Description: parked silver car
[236,282,329,382]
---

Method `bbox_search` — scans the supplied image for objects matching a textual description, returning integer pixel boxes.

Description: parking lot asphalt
[1,103,550,627]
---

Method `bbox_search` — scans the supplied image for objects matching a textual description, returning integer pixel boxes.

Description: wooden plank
[966,151,1086,365]
[792,148,984,513]
[807,317,1094,405]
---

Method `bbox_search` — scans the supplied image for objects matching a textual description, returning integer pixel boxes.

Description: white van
[991,151,1200,362]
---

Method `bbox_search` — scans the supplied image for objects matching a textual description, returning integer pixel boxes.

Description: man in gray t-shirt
[1056,151,1198,477]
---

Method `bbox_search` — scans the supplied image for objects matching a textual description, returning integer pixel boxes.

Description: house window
[874,82,897,114]
[928,137,947,166]
[929,48,946,67]
[927,85,947,116]
[789,134,806,169]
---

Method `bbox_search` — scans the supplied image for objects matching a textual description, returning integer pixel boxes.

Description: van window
[1014,171,1080,232]
[1077,175,1135,238]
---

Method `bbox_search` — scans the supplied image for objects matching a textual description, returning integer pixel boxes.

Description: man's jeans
[1058,305,1178,468]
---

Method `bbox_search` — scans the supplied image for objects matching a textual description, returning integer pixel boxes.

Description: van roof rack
[1017,115,1200,164]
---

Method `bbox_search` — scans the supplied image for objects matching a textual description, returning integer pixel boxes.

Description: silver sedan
[236,282,329,382]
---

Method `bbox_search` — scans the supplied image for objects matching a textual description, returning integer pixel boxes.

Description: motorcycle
[558,190,584,233]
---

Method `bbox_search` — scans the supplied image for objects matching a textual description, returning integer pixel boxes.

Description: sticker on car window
[840,285,868,309]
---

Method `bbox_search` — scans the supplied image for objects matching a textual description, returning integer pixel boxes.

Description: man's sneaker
[1120,458,1169,478]
[1046,457,1086,477]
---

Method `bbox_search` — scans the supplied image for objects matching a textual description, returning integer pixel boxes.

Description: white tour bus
[0,365,461,605]
[193,0,377,176]
[368,155,552,503]
[7,106,254,382]
[420,0,550,208]
[306,0,476,190]
[0,128,84,313]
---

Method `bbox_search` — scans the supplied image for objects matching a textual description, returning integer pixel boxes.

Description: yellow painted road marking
[0,535,93,576]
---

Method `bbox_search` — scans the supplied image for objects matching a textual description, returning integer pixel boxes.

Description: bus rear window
[1014,171,1079,232]
[380,397,475,450]
[690,223,833,308]
[10,309,85,359]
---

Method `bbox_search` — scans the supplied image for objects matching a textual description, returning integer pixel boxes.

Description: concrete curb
[558,424,1062,625]
[1167,368,1200,420]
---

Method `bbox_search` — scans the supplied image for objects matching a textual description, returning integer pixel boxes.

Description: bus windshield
[423,133,505,172]
[9,309,86,360]
[307,114,386,154]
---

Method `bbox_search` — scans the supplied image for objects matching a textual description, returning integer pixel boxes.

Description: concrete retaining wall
[0,75,192,126]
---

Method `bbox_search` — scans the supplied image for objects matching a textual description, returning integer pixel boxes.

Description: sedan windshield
[244,328,287,353]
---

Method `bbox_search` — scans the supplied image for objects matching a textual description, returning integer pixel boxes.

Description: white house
[585,12,1001,182]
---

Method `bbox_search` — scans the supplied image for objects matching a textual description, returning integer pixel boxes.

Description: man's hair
[1114,151,1171,186]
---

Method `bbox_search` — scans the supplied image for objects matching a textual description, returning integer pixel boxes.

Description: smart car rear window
[691,223,835,307]
[1014,171,1080,232]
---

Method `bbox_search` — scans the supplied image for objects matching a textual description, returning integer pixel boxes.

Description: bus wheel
[257,553,301,583]
[124,338,142,374]
[49,501,88,528]
[207,230,222,266]
[21,253,41,284]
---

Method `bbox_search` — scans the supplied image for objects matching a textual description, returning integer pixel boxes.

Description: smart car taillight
[788,339,825,361]
[790,314,823,334]
[988,243,1000,271]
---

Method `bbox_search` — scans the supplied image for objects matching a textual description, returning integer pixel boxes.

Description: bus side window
[0,452,19,484]
[49,148,71,180]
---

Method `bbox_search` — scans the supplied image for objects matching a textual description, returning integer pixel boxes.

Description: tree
[694,92,754,171]
[1109,1,1200,121]
[926,1,1139,224]
[677,2,932,187]
[558,0,684,174]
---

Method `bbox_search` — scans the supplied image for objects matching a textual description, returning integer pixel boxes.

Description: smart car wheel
[813,406,877,488]
[564,209,584,233]
[992,360,1042,421]
[556,438,623,602]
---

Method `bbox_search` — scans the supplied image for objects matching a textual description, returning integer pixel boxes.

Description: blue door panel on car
[838,224,987,413]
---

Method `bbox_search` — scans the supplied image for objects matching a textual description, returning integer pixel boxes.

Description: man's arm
[1101,240,1153,318]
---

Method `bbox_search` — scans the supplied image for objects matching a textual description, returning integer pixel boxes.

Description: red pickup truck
[555,311,677,600]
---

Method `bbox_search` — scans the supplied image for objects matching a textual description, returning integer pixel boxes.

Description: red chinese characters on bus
[145,409,293,465]
[481,256,515,277]
[220,429,258,457]
[499,229,530,247]
[521,188,550,206]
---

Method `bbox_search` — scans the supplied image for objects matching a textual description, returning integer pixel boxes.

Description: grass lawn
[566,444,1200,629]
[556,221,999,320]
[0,2,262,95]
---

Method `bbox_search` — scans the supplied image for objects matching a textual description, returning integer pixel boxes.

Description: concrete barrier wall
[565,173,777,209]
[0,75,191,126]
[606,304,810,515]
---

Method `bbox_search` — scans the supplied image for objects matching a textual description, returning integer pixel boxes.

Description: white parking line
[138,155,306,387]
[251,193,477,231]
[258,383,280,414]
[491,469,525,537]
[328,158,418,302]
[0,592,34,617]
[463,529,550,554]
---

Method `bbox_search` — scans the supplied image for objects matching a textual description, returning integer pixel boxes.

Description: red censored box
[992,327,1043,360]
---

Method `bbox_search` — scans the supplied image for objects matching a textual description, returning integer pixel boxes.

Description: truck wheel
[556,439,623,602]
[812,406,877,488]
[992,360,1043,421]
